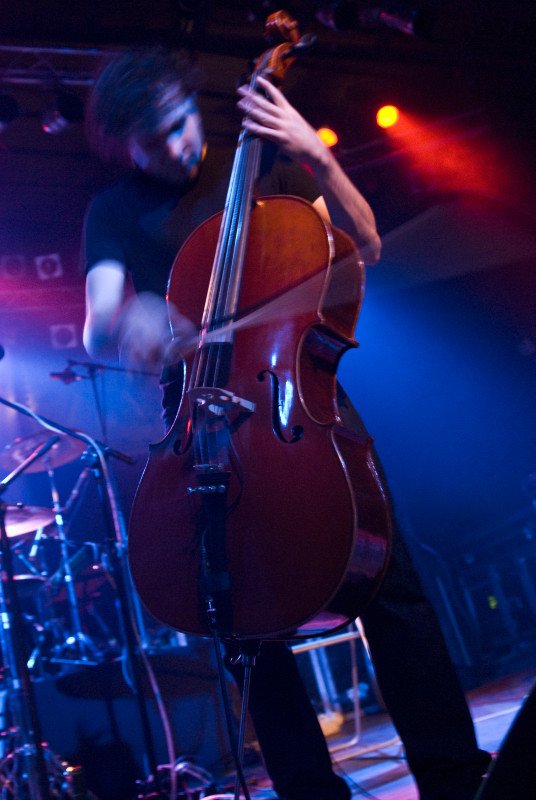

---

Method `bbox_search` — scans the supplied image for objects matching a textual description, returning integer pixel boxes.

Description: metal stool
[291,619,375,752]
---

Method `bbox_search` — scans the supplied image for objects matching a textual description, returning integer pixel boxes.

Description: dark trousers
[225,521,489,800]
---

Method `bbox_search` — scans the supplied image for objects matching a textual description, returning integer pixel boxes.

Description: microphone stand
[50,359,160,446]
[50,358,161,649]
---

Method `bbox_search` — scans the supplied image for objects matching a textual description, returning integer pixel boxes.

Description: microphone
[49,366,85,384]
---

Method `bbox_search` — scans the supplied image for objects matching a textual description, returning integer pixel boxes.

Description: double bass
[128,10,391,640]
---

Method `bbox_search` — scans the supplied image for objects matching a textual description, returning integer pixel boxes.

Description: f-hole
[257,369,304,444]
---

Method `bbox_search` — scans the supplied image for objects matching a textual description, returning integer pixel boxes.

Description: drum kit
[0,423,148,800]
[0,432,114,674]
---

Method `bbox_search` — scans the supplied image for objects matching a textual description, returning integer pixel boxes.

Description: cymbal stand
[10,529,48,581]
[87,444,162,796]
[91,456,151,651]
[42,456,101,667]
[0,435,62,800]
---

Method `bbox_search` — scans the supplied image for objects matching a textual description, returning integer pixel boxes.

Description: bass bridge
[188,386,256,419]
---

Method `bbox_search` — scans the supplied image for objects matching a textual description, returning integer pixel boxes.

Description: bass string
[191,54,269,392]
[195,120,262,391]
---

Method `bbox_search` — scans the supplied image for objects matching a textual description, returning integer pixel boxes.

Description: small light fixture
[34,252,63,280]
[0,94,20,133]
[42,91,84,135]
[49,323,78,349]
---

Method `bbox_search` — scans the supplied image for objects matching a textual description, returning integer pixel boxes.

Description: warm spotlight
[376,105,399,128]
[42,92,84,135]
[317,127,339,147]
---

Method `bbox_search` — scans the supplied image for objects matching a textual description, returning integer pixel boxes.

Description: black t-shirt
[84,143,320,297]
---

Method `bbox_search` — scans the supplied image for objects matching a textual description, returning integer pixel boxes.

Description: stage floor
[237,668,536,799]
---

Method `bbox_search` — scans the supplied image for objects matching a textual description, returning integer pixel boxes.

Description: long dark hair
[85,44,200,164]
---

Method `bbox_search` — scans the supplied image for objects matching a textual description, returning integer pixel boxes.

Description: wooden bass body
[128,196,391,640]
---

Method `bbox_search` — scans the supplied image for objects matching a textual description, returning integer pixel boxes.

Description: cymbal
[0,432,86,474]
[3,504,55,537]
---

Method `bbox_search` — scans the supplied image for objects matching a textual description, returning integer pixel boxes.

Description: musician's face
[128,92,206,185]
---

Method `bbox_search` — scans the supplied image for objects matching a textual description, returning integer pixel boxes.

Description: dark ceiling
[1,0,534,236]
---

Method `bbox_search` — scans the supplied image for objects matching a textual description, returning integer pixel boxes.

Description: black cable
[209,626,252,800]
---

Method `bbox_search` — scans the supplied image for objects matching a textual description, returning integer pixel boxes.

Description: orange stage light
[376,105,399,129]
[317,127,338,147]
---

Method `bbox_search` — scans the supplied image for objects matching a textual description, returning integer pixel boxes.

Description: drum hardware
[136,758,215,800]
[42,544,122,669]
[2,506,55,539]
[0,732,96,800]
[0,434,71,800]
[0,395,164,799]
[6,535,59,677]
[10,532,52,582]
[48,542,102,590]
[5,491,122,672]
[1,429,105,667]
[3,430,126,670]
[4,450,104,670]
[41,458,102,668]
[87,447,163,796]
[0,432,87,476]
[26,620,57,672]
